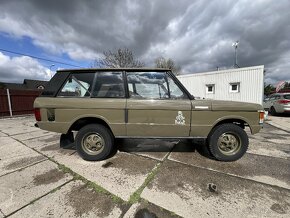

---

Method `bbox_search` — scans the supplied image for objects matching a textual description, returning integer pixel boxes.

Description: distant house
[177,65,264,105]
[1,79,48,90]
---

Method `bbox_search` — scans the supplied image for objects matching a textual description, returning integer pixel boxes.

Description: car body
[263,93,290,115]
[34,68,264,162]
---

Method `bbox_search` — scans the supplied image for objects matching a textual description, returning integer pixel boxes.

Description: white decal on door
[175,111,185,125]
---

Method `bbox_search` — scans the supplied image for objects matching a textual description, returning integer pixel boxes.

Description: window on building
[229,82,240,93]
[206,84,215,94]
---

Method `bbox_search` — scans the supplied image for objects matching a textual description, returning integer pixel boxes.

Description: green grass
[128,163,161,204]
[57,163,125,204]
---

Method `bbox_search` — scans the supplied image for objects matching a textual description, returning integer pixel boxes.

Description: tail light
[258,110,264,124]
[34,108,41,121]
[278,99,290,104]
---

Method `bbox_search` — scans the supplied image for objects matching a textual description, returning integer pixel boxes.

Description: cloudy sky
[0,0,289,84]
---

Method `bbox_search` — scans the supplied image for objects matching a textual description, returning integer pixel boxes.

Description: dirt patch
[152,160,290,209]
[270,203,287,214]
[33,168,66,186]
[66,184,126,217]
[4,156,44,170]
[101,153,157,175]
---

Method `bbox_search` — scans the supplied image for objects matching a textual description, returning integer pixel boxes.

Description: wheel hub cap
[217,133,241,155]
[82,133,104,155]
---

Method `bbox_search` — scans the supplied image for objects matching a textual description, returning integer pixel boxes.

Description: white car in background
[263,93,290,115]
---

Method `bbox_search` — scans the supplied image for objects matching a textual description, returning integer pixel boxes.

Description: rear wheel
[207,124,248,161]
[75,124,114,161]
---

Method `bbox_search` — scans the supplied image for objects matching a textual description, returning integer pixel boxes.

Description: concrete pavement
[0,116,289,217]
[266,114,290,132]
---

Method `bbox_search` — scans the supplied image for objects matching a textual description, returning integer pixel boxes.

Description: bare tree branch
[154,56,181,75]
[94,48,144,68]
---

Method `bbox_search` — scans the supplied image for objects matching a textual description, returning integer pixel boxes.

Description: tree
[96,48,144,68]
[264,83,275,96]
[154,57,181,76]
[0,82,6,89]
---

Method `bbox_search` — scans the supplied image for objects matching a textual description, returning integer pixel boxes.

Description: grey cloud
[0,0,290,84]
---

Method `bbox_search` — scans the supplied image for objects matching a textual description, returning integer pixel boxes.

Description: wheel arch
[210,116,252,136]
[68,116,114,137]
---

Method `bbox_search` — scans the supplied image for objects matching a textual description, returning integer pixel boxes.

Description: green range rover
[34,68,265,162]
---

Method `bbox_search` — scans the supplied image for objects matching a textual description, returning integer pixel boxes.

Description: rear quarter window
[58,73,95,97]
[284,94,290,99]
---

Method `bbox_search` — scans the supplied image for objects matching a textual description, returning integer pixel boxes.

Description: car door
[125,71,192,137]
[263,97,271,109]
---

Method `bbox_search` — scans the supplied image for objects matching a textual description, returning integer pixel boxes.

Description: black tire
[269,106,277,116]
[207,124,248,161]
[75,124,114,161]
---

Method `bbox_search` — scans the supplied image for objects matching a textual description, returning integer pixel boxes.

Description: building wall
[178,65,264,105]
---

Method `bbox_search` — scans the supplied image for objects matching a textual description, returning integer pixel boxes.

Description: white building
[178,65,264,104]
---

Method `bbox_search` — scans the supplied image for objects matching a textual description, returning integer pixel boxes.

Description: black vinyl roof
[57,68,171,73]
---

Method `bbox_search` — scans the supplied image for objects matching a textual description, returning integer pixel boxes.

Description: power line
[0,48,84,68]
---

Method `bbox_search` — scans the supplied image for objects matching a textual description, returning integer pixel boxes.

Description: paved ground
[0,115,289,217]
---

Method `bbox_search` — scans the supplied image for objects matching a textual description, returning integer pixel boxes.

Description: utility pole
[49,64,55,78]
[232,41,239,68]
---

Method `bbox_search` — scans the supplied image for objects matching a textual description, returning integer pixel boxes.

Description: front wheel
[207,124,248,161]
[75,124,114,161]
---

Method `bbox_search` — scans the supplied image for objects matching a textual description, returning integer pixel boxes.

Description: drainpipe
[6,89,12,117]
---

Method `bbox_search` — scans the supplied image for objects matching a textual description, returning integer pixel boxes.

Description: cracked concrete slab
[0,117,39,136]
[0,126,39,136]
[248,139,290,159]
[10,180,128,218]
[124,200,181,218]
[266,116,290,133]
[169,142,290,190]
[54,152,158,201]
[12,130,54,141]
[0,137,46,176]
[22,133,76,158]
[22,134,60,148]
[0,132,7,137]
[0,160,73,215]
[37,143,76,158]
[142,160,290,218]
[118,139,177,161]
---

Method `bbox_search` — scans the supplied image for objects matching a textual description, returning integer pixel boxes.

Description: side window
[92,72,125,98]
[167,75,188,99]
[127,72,169,99]
[58,73,94,97]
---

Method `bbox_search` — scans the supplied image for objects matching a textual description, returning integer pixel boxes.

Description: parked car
[263,93,290,115]
[34,68,264,162]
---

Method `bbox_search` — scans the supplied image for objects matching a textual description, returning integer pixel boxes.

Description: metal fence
[0,89,41,117]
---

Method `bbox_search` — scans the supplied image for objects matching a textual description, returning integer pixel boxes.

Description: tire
[207,124,248,161]
[269,106,277,116]
[75,124,114,161]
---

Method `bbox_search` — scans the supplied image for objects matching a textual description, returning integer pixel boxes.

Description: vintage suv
[34,68,264,162]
